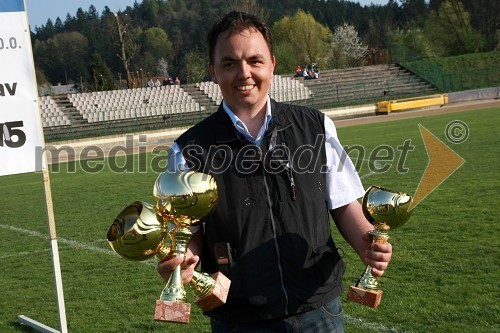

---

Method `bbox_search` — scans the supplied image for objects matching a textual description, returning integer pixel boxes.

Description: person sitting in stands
[302,66,309,79]
[295,65,302,77]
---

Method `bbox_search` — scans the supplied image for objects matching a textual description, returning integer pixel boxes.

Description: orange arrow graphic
[409,124,465,211]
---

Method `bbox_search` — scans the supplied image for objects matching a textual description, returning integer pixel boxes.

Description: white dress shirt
[167,96,364,210]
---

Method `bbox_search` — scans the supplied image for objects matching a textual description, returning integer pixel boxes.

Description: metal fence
[392,45,500,92]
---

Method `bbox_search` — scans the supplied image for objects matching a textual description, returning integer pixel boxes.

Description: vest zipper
[262,167,289,316]
[285,163,297,201]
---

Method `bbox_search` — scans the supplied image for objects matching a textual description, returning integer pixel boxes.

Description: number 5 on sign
[1,121,26,148]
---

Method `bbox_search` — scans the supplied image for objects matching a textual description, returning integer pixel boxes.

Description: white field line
[0,223,158,266]
[345,314,411,332]
[360,169,377,180]
[0,248,51,260]
[1,223,409,332]
[359,159,382,180]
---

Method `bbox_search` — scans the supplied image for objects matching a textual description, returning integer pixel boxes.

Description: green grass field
[1,106,499,332]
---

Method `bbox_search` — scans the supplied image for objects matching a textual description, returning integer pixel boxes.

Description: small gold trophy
[106,171,230,324]
[152,171,230,323]
[347,185,413,308]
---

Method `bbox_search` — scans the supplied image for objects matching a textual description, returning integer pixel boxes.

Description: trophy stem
[157,224,193,303]
[159,254,187,303]
[356,222,390,290]
[371,222,390,242]
[190,272,216,298]
[356,265,378,290]
[155,260,191,323]
[170,225,193,257]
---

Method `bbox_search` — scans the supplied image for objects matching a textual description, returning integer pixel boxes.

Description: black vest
[176,99,345,322]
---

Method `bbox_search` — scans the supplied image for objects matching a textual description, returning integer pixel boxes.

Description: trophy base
[347,285,383,308]
[154,300,191,323]
[194,272,231,312]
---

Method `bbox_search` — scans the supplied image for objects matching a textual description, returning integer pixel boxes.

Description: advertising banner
[0,0,44,176]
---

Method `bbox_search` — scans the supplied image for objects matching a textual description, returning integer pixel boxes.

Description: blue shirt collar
[222,95,272,146]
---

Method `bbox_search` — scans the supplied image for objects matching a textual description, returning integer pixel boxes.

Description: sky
[25,0,390,30]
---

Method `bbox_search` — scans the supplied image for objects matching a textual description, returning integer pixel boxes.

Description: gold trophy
[152,171,230,323]
[347,185,413,308]
[106,171,230,324]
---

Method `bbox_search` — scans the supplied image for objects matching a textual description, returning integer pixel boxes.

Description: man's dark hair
[207,11,274,65]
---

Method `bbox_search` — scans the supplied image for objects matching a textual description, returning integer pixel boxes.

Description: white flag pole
[41,166,69,333]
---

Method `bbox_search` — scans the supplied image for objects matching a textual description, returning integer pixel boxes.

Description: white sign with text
[0,0,43,176]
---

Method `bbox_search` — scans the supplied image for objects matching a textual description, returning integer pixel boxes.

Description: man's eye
[222,63,233,68]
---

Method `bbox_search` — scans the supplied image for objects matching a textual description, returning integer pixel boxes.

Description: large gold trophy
[107,171,230,324]
[347,185,413,308]
[152,171,230,323]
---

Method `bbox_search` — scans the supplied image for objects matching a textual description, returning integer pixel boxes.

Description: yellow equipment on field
[377,94,448,113]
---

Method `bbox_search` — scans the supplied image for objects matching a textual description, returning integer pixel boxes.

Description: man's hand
[331,200,394,277]
[360,233,392,277]
[157,250,200,285]
[156,229,204,285]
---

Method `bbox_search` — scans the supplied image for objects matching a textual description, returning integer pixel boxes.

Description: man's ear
[208,63,218,84]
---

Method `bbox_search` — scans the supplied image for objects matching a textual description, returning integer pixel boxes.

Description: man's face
[209,28,275,116]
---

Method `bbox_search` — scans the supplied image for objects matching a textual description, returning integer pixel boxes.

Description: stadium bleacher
[67,85,204,123]
[39,95,72,127]
[38,64,436,141]
[197,75,312,105]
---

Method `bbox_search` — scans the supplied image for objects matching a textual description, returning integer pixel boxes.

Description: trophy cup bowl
[347,185,413,308]
[362,185,412,229]
[154,171,218,223]
[152,171,230,323]
[107,201,171,261]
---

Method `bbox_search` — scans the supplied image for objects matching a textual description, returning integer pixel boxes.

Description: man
[158,11,392,333]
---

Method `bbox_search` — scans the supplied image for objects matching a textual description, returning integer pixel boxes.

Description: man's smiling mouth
[237,85,254,91]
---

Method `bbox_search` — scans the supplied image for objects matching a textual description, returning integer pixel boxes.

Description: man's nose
[236,61,251,78]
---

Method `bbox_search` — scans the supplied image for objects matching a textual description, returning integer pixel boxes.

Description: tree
[229,0,268,20]
[425,0,486,55]
[273,41,296,75]
[89,53,115,91]
[34,18,56,40]
[182,50,208,84]
[141,27,174,61]
[461,0,500,50]
[400,0,428,26]
[272,10,333,70]
[113,13,139,88]
[139,0,160,25]
[331,23,368,68]
[34,31,90,85]
[157,58,169,78]
[390,27,435,61]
